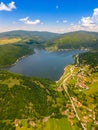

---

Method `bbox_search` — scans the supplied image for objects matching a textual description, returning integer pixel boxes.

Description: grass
[86,82,98,94]
[43,117,72,130]
[15,117,72,130]
[0,38,21,45]
[84,72,98,95]
[1,77,20,88]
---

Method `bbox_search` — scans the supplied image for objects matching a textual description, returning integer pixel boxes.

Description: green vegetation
[0,70,56,119]
[46,31,98,50]
[57,50,98,130]
[0,30,61,68]
[0,38,21,45]
[0,30,60,41]
[13,118,72,130]
[0,30,98,129]
[1,30,98,67]
[0,44,33,67]
[78,50,98,68]
[43,118,72,130]
[1,58,98,129]
[0,70,68,129]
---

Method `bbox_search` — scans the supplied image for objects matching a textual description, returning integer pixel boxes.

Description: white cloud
[27,19,40,25]
[80,8,98,28]
[19,17,29,22]
[19,17,41,25]
[93,8,98,16]
[63,20,67,23]
[81,17,95,27]
[0,1,16,11]
[2,8,98,33]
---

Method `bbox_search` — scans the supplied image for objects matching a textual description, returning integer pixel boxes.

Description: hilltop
[1,30,98,49]
[0,30,61,41]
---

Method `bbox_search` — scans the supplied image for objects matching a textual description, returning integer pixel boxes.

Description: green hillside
[1,31,98,51]
[46,31,98,51]
[0,70,69,130]
[0,44,33,67]
[0,30,60,41]
[1,30,98,51]
[78,50,98,67]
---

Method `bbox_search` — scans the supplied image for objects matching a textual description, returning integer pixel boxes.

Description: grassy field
[43,118,72,130]
[0,38,21,45]
[15,118,72,130]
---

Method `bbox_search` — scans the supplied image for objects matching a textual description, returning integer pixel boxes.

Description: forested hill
[78,50,98,68]
[0,70,68,130]
[46,31,98,50]
[0,30,61,40]
[1,30,98,51]
[0,31,61,67]
[0,30,98,68]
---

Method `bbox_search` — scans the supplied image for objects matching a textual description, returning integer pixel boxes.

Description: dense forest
[46,31,98,50]
[0,44,33,67]
[0,70,68,129]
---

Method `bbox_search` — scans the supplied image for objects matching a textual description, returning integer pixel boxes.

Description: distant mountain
[46,31,98,50]
[1,30,98,50]
[0,30,61,40]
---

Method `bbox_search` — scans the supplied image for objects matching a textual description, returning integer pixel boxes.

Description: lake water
[8,49,85,81]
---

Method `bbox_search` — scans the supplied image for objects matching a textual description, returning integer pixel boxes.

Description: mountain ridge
[46,31,98,51]
[0,30,61,40]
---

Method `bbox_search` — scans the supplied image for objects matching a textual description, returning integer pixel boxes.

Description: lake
[8,49,85,81]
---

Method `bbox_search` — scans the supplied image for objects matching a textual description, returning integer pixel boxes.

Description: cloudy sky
[0,0,98,33]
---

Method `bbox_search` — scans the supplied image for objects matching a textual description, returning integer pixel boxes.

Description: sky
[0,0,98,33]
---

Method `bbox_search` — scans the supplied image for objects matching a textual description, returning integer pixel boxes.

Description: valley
[0,30,98,130]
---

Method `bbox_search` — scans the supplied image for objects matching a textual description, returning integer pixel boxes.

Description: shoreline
[0,54,32,69]
[0,48,87,69]
[0,49,87,81]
